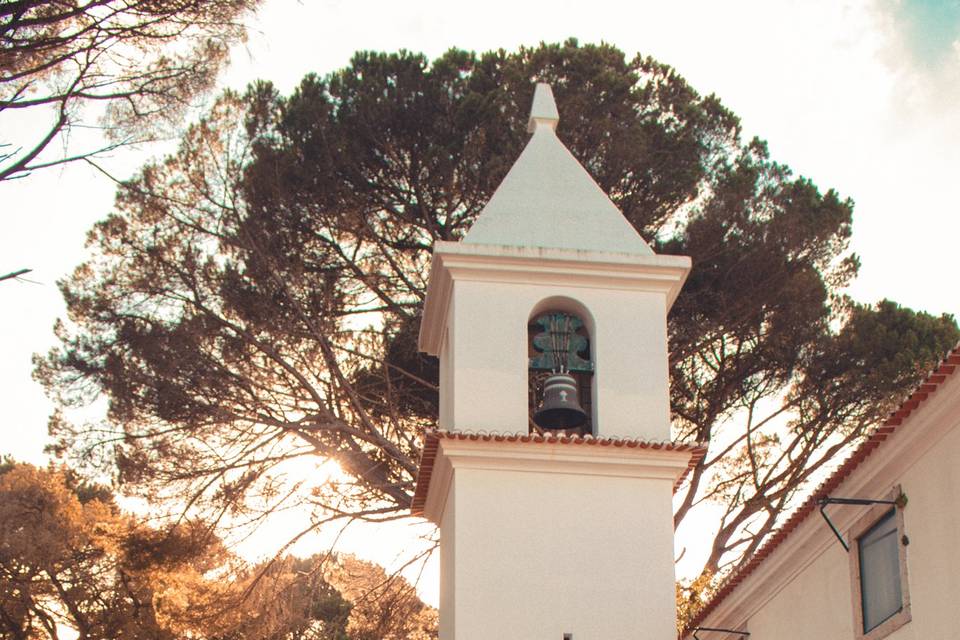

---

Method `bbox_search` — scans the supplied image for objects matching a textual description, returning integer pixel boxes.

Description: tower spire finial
[527,82,559,133]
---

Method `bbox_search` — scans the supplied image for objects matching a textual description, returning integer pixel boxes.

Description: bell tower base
[413,431,702,640]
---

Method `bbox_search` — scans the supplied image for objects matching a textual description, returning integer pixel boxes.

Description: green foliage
[813,299,959,400]
[36,40,959,591]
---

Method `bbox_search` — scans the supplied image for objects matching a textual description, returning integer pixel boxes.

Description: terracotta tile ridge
[685,342,960,635]
[411,428,707,516]
[429,428,706,450]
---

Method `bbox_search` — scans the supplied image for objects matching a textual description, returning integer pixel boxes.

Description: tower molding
[412,430,705,522]
[419,241,690,357]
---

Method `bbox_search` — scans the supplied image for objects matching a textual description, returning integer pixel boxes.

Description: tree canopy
[0,462,435,639]
[37,40,960,604]
[0,0,261,182]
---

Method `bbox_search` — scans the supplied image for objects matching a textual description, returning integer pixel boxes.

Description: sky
[2,0,959,603]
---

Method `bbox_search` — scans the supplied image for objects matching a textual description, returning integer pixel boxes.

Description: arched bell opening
[527,297,595,435]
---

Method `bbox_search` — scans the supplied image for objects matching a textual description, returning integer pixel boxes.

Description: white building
[411,83,703,639]
[409,81,960,640]
[686,344,960,640]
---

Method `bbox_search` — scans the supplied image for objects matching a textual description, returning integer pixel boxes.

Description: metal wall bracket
[817,493,907,551]
[692,627,750,639]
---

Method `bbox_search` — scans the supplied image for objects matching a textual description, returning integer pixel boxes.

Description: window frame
[847,486,911,640]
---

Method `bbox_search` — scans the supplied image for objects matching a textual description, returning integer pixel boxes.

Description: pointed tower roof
[463,83,654,255]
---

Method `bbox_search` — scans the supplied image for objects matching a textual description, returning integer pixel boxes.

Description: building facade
[411,83,703,639]
[687,345,960,640]
[408,80,960,640]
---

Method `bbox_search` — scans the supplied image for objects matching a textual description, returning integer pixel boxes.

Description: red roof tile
[410,430,707,516]
[685,343,960,635]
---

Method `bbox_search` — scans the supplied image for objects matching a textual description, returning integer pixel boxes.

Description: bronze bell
[534,373,588,429]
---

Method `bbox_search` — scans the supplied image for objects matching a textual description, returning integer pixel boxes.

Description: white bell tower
[413,83,702,640]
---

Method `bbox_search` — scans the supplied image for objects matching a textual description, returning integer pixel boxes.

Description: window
[848,489,911,640]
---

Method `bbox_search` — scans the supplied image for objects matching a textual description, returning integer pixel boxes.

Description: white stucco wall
[447,463,678,639]
[444,278,671,440]
[883,401,960,640]
[709,374,960,640]
[439,482,456,639]
[745,537,855,638]
[438,303,455,429]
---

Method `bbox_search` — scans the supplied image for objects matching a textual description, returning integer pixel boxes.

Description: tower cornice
[418,241,691,356]
[411,429,706,522]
